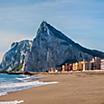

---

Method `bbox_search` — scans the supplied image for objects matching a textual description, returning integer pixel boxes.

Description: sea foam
[0,81,58,96]
[0,74,58,96]
[0,100,24,104]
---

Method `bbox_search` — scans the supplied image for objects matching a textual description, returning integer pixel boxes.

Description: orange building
[62,63,73,72]
[73,61,89,71]
[73,62,79,71]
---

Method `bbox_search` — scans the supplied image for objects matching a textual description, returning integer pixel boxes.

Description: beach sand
[0,72,104,104]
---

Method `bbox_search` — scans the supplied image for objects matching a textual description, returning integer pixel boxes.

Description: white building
[101,59,104,70]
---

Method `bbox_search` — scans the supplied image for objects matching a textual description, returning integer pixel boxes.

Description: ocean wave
[0,92,7,96]
[0,80,58,96]
[0,100,24,104]
[16,76,42,82]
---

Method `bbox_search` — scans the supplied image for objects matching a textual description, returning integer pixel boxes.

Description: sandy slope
[0,72,104,104]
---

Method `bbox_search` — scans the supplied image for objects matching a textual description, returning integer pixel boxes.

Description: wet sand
[0,72,104,104]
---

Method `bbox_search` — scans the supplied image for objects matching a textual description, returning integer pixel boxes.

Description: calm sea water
[0,74,58,96]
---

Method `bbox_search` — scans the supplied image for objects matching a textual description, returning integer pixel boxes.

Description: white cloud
[0,31,33,62]
[0,31,32,53]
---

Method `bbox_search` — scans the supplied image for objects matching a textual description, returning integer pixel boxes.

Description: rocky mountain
[1,21,104,72]
[25,21,104,72]
[0,40,32,72]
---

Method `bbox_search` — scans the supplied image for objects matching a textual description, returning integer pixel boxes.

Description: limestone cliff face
[25,21,96,72]
[1,21,104,72]
[0,40,32,72]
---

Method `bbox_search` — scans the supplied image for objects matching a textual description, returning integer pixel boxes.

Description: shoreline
[0,73,58,97]
[0,72,104,104]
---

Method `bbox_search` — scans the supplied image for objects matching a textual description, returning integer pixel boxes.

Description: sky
[0,0,104,61]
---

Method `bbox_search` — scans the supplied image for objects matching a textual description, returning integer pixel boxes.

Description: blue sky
[0,0,104,61]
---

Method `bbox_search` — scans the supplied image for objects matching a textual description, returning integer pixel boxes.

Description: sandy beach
[0,72,104,104]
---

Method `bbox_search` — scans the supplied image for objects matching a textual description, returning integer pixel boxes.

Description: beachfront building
[62,65,65,72]
[95,57,101,70]
[69,57,101,71]
[62,63,73,72]
[81,61,89,71]
[73,62,79,71]
[48,57,102,73]
[48,67,61,73]
[89,57,101,70]
[73,61,89,71]
[48,67,56,73]
[101,59,104,70]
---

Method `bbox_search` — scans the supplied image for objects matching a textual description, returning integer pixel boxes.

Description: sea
[0,74,58,97]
